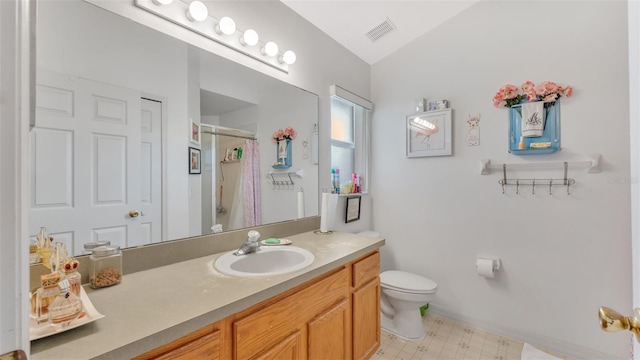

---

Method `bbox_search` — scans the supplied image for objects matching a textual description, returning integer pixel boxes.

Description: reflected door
[30,71,162,255]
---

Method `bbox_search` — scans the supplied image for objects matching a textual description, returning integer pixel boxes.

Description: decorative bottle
[34,272,61,324]
[49,279,83,328]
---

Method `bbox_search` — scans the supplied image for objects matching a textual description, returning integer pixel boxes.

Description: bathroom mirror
[30,0,319,257]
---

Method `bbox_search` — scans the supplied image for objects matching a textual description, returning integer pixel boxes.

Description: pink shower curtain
[242,140,261,227]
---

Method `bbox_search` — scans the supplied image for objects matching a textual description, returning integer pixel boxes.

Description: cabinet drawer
[352,251,380,289]
[133,325,221,360]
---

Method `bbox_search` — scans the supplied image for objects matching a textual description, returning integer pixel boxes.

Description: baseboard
[428,304,628,360]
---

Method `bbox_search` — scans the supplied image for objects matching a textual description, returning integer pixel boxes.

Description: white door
[30,70,162,255]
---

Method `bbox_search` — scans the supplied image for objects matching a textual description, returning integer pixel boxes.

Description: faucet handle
[248,230,260,243]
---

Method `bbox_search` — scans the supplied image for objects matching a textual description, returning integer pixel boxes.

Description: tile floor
[372,313,571,360]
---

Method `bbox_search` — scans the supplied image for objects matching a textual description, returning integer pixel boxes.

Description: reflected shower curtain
[228,140,261,228]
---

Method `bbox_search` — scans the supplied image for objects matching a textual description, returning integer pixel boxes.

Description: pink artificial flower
[526,91,537,102]
[521,81,535,93]
[500,84,519,100]
[272,129,285,142]
[536,81,558,95]
[542,93,559,103]
[283,127,297,140]
[564,86,573,97]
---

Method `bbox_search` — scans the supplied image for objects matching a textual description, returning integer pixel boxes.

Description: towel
[521,101,545,137]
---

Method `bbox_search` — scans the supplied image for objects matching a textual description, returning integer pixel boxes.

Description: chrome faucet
[233,230,261,256]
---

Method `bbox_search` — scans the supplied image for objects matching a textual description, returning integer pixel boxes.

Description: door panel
[31,70,162,255]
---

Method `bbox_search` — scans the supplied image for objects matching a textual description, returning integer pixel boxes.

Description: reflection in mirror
[31,0,319,258]
[200,125,259,234]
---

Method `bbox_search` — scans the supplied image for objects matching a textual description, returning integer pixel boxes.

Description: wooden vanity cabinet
[232,266,351,359]
[351,251,381,360]
[133,250,380,360]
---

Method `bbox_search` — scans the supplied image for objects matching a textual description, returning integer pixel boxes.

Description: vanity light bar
[134,0,295,73]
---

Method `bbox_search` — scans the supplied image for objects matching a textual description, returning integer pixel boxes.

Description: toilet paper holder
[476,257,501,276]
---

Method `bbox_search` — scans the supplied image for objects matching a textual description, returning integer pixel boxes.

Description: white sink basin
[214,246,314,277]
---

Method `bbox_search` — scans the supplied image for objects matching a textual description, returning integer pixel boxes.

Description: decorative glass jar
[89,245,122,288]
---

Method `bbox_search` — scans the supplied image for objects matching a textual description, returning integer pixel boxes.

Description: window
[330,85,371,193]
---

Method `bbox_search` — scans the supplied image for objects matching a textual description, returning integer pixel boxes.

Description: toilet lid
[380,270,438,293]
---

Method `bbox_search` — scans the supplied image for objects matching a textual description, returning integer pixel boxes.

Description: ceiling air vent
[365,17,396,42]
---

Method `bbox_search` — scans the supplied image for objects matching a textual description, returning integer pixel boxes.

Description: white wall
[371,1,631,358]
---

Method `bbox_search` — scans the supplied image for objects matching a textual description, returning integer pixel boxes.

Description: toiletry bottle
[62,258,81,297]
[35,272,61,323]
[352,173,358,193]
[518,136,525,150]
[237,147,242,159]
[331,169,336,193]
[49,279,83,328]
[335,168,341,194]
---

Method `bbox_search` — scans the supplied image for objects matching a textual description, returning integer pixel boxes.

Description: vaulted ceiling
[280,0,480,65]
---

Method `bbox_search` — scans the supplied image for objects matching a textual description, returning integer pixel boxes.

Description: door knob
[129,210,140,218]
[599,306,640,342]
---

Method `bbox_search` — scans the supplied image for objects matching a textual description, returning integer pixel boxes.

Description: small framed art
[345,195,361,223]
[406,108,452,158]
[189,147,201,174]
[190,121,201,145]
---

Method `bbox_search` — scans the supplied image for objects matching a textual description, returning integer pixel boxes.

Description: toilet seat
[380,270,437,294]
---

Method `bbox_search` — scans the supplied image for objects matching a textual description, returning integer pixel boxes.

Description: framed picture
[189,147,201,174]
[406,108,452,158]
[190,120,201,145]
[345,195,361,223]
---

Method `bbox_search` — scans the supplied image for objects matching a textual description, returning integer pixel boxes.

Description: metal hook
[567,179,572,195]
[549,179,553,195]
[501,180,505,194]
[532,179,536,195]
[516,179,520,194]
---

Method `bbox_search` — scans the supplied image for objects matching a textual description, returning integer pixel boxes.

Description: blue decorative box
[508,101,561,154]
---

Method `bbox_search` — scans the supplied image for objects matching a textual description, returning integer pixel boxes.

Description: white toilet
[380,270,437,340]
[357,231,438,340]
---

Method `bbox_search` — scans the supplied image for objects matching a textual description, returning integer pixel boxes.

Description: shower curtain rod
[202,130,256,141]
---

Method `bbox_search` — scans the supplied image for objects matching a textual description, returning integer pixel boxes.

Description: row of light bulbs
[151,0,296,65]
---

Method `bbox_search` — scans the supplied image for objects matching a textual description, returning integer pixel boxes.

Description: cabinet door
[308,298,351,360]
[353,278,380,360]
[254,331,302,360]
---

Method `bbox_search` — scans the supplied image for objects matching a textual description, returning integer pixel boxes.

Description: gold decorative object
[598,306,640,342]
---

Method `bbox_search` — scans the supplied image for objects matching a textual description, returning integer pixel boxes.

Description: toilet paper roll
[320,192,329,232]
[476,258,496,278]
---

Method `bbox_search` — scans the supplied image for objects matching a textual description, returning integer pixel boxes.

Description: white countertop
[30,231,384,359]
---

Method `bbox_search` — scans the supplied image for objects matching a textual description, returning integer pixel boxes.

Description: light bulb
[215,17,236,35]
[186,1,208,22]
[152,0,173,5]
[240,29,259,46]
[279,50,296,65]
[261,41,278,57]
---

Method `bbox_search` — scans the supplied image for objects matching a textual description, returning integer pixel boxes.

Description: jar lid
[84,241,111,250]
[91,245,121,257]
